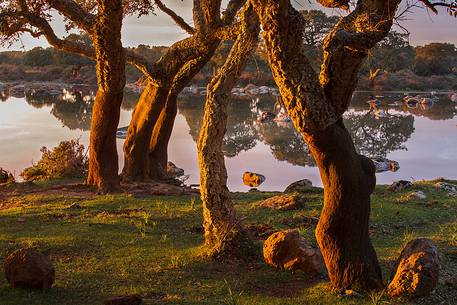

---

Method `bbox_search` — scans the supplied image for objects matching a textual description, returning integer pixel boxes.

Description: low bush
[20,139,88,181]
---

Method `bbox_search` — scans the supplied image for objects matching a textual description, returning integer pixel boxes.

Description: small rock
[389,180,413,192]
[372,158,400,173]
[67,203,82,210]
[4,248,55,290]
[435,182,457,193]
[103,295,142,305]
[388,238,440,298]
[16,218,26,223]
[435,182,457,197]
[408,191,427,200]
[263,229,324,275]
[243,172,266,187]
[167,162,185,178]
[338,289,363,298]
[259,193,306,211]
[284,179,313,193]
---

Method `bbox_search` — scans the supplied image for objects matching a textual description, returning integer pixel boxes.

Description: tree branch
[320,0,402,115]
[46,0,96,32]
[419,0,457,14]
[316,0,350,10]
[154,0,195,34]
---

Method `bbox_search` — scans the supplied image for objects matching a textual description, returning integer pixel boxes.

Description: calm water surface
[1,87,456,191]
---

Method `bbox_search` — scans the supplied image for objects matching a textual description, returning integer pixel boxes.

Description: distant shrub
[0,168,15,184]
[21,139,88,181]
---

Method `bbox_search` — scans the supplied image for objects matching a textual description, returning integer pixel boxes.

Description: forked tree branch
[419,0,457,13]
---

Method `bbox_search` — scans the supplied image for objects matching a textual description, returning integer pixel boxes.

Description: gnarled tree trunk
[310,120,381,290]
[121,0,244,182]
[86,0,125,193]
[198,4,259,260]
[251,0,401,290]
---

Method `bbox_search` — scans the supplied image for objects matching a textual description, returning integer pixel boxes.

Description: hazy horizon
[1,0,456,52]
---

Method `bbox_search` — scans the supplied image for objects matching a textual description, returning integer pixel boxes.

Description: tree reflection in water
[12,88,455,169]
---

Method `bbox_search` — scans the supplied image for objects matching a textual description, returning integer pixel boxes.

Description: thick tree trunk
[148,94,178,179]
[122,83,169,181]
[198,4,259,260]
[250,0,400,290]
[87,90,123,192]
[310,120,382,290]
[86,0,125,193]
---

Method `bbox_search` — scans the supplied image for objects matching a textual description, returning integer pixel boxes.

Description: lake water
[1,85,456,191]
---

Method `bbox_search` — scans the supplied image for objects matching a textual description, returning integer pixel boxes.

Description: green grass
[0,180,456,304]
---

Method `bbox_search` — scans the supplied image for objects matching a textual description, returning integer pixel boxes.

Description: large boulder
[263,229,324,275]
[259,193,306,211]
[388,238,440,298]
[284,179,313,193]
[243,172,266,187]
[4,248,55,290]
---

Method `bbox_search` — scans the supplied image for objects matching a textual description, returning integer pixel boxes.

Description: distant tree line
[1,12,456,85]
[0,10,457,84]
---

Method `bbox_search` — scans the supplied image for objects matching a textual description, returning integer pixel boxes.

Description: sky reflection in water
[0,89,456,191]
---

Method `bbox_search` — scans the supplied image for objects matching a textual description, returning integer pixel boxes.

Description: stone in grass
[4,248,55,290]
[284,179,313,193]
[263,229,324,275]
[388,238,440,298]
[408,191,427,200]
[103,295,142,305]
[389,180,413,192]
[435,182,457,197]
[259,193,306,211]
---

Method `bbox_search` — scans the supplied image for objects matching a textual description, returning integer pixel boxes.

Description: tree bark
[121,0,244,182]
[86,0,125,193]
[122,82,169,181]
[310,120,382,290]
[198,4,259,260]
[251,0,401,290]
[148,93,178,179]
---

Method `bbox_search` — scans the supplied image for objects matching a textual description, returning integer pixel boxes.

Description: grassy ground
[0,179,456,305]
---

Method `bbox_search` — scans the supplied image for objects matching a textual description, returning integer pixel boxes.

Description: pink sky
[1,0,456,51]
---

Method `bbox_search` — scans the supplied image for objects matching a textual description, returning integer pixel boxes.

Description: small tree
[198,2,260,259]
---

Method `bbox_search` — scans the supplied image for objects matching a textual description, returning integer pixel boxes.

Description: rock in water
[116,126,128,139]
[388,238,440,298]
[284,179,313,193]
[372,158,400,173]
[259,193,306,211]
[167,161,185,178]
[103,295,142,305]
[263,229,324,275]
[243,172,266,187]
[389,180,413,192]
[4,248,55,290]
